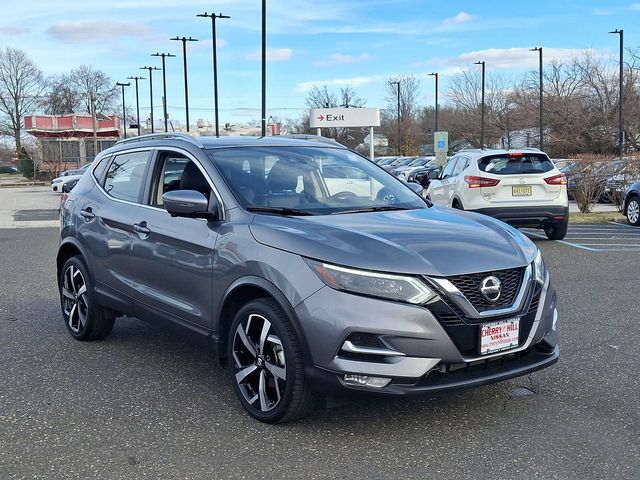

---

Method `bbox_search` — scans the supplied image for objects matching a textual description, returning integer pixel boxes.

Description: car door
[128,148,220,330]
[428,156,459,205]
[449,155,470,206]
[77,149,153,306]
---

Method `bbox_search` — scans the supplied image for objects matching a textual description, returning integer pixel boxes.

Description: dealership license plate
[480,318,520,355]
[512,185,532,196]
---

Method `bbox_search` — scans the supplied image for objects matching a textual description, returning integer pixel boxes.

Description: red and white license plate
[480,318,520,355]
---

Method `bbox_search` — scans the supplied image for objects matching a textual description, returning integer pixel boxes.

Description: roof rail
[282,134,343,146]
[115,132,205,148]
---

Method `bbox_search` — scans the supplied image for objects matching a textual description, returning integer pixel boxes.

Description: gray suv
[57,134,559,423]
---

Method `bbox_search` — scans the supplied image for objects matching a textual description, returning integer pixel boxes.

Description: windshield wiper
[245,206,316,216]
[331,205,414,215]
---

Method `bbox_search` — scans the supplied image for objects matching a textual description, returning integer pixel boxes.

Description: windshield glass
[478,154,555,175]
[206,146,427,215]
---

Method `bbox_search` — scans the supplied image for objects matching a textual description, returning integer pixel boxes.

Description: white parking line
[522,223,640,252]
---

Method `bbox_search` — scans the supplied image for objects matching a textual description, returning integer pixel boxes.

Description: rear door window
[478,154,555,175]
[103,151,151,203]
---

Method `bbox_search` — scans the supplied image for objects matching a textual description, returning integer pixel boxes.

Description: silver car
[57,134,559,423]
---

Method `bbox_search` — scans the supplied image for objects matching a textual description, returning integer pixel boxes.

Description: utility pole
[151,52,176,133]
[116,82,130,139]
[392,80,401,155]
[140,66,161,133]
[127,76,145,136]
[474,61,486,149]
[610,29,624,156]
[197,12,230,137]
[170,36,198,132]
[261,0,267,137]
[90,93,98,162]
[530,47,544,151]
[428,72,439,132]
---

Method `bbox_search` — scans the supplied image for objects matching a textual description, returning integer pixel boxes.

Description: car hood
[249,206,536,277]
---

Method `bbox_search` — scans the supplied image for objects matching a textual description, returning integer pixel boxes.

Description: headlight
[306,260,436,304]
[533,248,546,284]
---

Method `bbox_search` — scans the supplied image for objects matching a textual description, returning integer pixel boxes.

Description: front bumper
[295,273,558,395]
[470,205,569,228]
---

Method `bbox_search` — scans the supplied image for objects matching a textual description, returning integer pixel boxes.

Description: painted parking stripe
[522,223,640,252]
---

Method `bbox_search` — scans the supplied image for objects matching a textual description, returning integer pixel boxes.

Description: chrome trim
[341,340,406,357]
[116,132,205,148]
[90,146,226,221]
[460,270,549,362]
[430,264,532,319]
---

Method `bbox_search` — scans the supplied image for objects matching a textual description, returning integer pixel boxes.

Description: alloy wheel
[628,199,640,224]
[61,265,89,333]
[232,313,287,412]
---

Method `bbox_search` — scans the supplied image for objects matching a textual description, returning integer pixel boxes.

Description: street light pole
[140,66,161,133]
[116,82,130,139]
[610,29,624,156]
[127,76,145,136]
[170,36,198,132]
[530,47,544,150]
[197,12,230,137]
[474,61,486,149]
[391,81,401,155]
[151,53,176,133]
[261,0,267,137]
[428,72,439,132]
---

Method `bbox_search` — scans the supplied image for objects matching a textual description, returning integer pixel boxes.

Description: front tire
[59,256,115,340]
[228,298,315,423]
[544,219,568,240]
[626,196,640,226]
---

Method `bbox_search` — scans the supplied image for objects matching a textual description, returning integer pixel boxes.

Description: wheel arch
[215,276,314,372]
[56,238,91,286]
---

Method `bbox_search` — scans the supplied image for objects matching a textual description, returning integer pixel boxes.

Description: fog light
[343,374,391,388]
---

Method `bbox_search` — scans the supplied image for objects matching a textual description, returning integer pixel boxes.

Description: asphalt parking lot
[1,189,639,479]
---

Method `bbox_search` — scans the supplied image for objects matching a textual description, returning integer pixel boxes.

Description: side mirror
[406,181,423,194]
[162,190,219,220]
[427,169,440,180]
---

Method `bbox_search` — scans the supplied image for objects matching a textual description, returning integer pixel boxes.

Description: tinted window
[453,157,470,176]
[103,151,151,203]
[478,154,554,175]
[442,157,459,178]
[92,156,110,182]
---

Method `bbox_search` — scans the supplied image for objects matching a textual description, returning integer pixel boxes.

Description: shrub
[568,155,611,213]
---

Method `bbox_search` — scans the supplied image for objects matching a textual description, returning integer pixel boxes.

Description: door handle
[80,207,95,220]
[133,222,151,236]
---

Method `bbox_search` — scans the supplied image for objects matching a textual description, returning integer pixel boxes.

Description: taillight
[464,175,500,188]
[544,173,567,185]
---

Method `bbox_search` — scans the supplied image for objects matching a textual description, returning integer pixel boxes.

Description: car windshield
[478,154,555,175]
[206,146,427,215]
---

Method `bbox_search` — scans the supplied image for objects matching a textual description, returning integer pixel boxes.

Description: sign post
[310,107,381,161]
[434,131,449,167]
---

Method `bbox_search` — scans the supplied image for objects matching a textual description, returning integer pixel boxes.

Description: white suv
[426,149,569,240]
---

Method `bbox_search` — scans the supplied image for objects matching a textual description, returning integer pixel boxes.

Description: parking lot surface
[1,193,639,479]
[524,222,640,252]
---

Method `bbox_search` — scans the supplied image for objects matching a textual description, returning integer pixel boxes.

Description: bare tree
[382,74,421,154]
[42,73,79,115]
[69,65,118,115]
[0,47,45,151]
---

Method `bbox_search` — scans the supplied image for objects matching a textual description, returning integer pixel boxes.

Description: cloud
[443,12,476,26]
[296,75,382,92]
[430,47,605,72]
[246,48,292,62]
[0,26,30,36]
[314,53,371,66]
[46,21,153,43]
[631,3,640,10]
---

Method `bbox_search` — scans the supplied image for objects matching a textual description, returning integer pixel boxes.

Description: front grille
[527,284,543,314]
[447,267,524,312]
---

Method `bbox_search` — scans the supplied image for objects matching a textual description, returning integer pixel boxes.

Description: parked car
[377,157,399,166]
[426,149,569,240]
[623,182,640,226]
[383,156,417,171]
[51,163,92,192]
[59,177,80,212]
[58,134,558,423]
[407,164,442,190]
[392,156,436,180]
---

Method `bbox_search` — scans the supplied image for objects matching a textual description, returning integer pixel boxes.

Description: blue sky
[2,0,640,126]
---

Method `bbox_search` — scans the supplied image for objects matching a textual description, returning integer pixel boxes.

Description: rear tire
[544,219,568,240]
[228,298,316,423]
[59,256,116,340]
[626,196,640,226]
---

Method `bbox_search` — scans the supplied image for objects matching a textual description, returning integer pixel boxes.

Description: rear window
[478,154,555,175]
